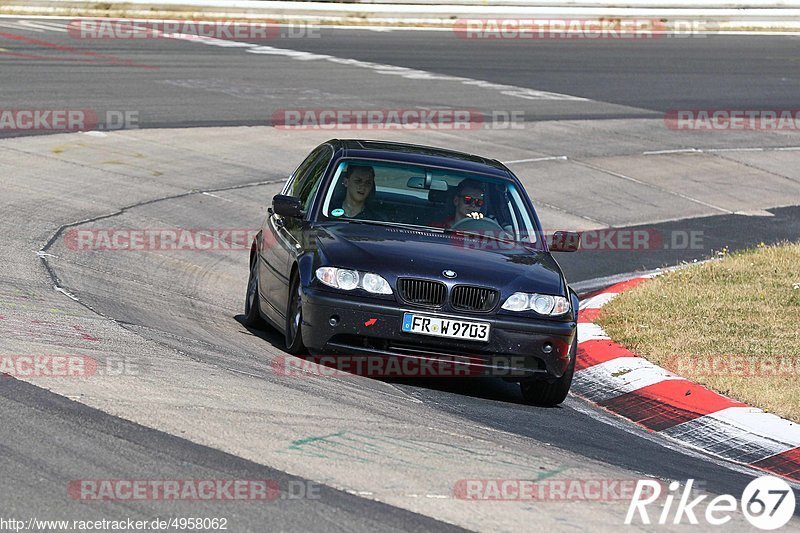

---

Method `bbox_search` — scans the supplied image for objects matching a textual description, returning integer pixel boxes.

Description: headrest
[428,188,450,204]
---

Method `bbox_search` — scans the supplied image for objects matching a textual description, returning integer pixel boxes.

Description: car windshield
[319,159,540,245]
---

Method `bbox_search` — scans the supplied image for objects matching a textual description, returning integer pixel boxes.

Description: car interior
[319,161,537,244]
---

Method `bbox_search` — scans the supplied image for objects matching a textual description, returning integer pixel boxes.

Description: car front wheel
[520,336,577,406]
[243,253,264,327]
[285,273,306,354]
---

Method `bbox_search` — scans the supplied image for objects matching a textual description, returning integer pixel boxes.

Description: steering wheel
[450,216,505,232]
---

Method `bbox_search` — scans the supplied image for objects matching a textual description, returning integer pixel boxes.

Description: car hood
[312,223,566,295]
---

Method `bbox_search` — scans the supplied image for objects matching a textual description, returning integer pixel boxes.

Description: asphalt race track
[1,17,799,531]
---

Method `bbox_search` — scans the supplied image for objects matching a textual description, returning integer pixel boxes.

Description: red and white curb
[574,275,800,483]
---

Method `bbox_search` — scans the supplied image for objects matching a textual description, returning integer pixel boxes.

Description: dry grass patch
[598,242,800,422]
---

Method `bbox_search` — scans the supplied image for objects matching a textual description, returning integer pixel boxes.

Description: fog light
[329,315,339,327]
[542,343,553,354]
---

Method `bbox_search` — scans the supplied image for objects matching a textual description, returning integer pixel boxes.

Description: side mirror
[273,195,304,218]
[549,231,580,252]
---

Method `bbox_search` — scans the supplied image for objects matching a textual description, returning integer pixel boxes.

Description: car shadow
[233,314,286,350]
[383,376,546,407]
[234,315,561,409]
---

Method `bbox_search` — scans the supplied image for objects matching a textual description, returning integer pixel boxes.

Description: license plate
[401,313,490,342]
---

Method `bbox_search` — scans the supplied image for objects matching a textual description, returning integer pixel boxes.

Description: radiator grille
[451,285,499,312]
[397,278,447,307]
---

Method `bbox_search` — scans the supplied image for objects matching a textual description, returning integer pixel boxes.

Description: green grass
[598,242,800,422]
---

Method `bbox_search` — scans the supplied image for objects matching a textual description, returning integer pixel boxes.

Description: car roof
[324,139,513,180]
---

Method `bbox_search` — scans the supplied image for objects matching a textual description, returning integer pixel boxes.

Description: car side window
[285,145,333,211]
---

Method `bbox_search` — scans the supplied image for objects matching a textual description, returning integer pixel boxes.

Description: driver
[336,164,383,220]
[433,179,485,228]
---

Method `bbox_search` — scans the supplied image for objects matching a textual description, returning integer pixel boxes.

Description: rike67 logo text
[626,476,795,530]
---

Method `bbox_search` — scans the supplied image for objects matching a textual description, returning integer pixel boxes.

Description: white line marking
[16,20,68,32]
[505,156,568,164]
[644,146,800,155]
[573,160,734,214]
[705,147,765,153]
[202,191,233,202]
[734,209,775,217]
[157,31,589,102]
[0,21,43,31]
[54,286,79,301]
[642,148,700,155]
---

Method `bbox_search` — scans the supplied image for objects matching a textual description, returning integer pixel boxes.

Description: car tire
[520,336,577,407]
[285,272,306,354]
[243,253,264,328]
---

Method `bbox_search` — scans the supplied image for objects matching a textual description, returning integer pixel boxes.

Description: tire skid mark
[0,31,157,68]
[0,316,100,344]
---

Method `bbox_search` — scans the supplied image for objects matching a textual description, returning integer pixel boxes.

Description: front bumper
[301,287,576,380]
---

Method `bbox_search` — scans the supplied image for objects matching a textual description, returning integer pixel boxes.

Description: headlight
[501,292,570,316]
[502,292,529,312]
[336,269,359,290]
[362,272,391,294]
[316,267,392,295]
[532,294,554,314]
[316,267,337,287]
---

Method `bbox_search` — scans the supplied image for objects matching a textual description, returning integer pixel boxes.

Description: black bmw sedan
[245,139,580,406]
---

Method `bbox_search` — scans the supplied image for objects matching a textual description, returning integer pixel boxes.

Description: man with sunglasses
[432,178,485,228]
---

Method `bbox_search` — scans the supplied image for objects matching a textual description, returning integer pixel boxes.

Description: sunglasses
[461,195,485,207]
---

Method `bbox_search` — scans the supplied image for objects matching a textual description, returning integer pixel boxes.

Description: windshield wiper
[321,219,540,250]
[323,218,423,230]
